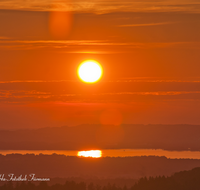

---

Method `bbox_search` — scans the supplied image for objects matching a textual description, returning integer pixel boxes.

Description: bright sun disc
[77,150,102,158]
[77,60,103,83]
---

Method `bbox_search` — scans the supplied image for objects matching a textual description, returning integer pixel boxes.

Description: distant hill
[0,124,200,150]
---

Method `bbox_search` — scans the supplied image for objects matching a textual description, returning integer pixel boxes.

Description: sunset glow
[77,60,103,83]
[1,0,200,187]
[77,150,102,158]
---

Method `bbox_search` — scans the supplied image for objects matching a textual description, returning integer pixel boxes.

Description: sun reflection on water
[77,150,102,158]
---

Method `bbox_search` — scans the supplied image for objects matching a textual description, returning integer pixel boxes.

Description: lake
[1,149,200,159]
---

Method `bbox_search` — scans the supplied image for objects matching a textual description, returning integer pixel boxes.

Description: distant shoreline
[0,149,200,159]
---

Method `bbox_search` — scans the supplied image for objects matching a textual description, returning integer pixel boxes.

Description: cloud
[0,0,200,12]
[118,22,174,27]
[1,40,200,52]
[0,36,10,39]
[0,40,118,51]
[0,80,72,84]
[112,77,200,83]
[1,77,200,84]
[100,91,200,96]
[0,40,114,51]
[0,79,200,104]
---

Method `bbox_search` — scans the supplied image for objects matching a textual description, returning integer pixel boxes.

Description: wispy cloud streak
[0,0,200,12]
[119,22,174,27]
[1,40,200,51]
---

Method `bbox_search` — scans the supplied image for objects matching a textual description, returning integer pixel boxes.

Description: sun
[77,60,103,83]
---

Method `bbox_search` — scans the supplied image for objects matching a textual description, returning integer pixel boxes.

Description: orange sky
[0,1,200,129]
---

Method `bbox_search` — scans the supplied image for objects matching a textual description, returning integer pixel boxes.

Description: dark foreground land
[1,167,200,190]
[1,154,200,179]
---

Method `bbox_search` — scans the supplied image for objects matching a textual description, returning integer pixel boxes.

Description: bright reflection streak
[77,150,102,158]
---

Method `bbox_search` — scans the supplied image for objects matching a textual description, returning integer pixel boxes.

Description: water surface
[1,149,200,159]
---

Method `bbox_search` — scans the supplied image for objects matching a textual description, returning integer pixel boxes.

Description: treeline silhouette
[1,167,200,190]
[46,177,137,188]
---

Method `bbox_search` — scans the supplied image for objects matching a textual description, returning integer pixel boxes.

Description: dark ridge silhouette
[1,167,200,190]
[132,167,200,190]
[1,154,200,179]
[0,124,200,151]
